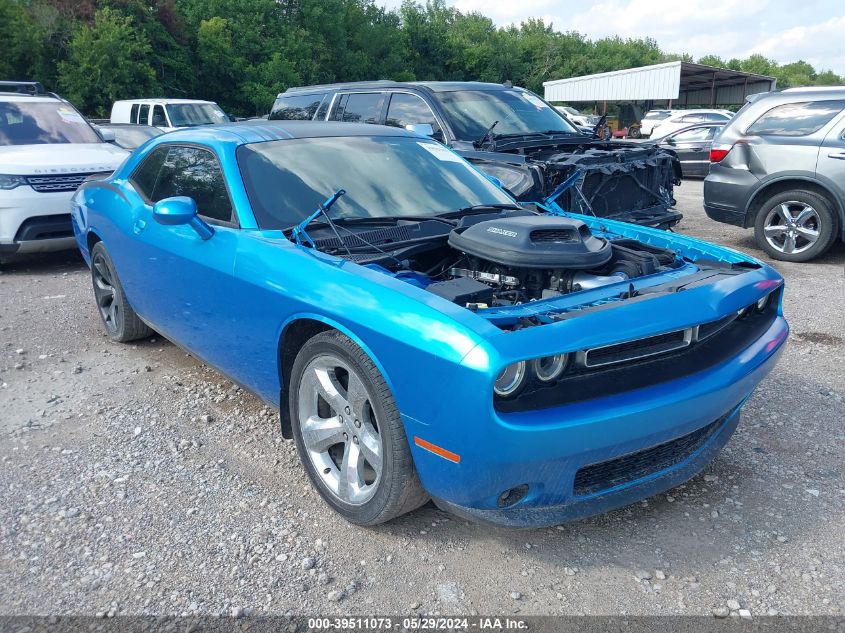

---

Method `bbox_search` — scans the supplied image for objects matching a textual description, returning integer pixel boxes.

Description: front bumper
[0,187,76,253]
[405,315,787,528]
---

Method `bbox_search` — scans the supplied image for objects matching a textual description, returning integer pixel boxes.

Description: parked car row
[268,81,682,229]
[3,78,843,266]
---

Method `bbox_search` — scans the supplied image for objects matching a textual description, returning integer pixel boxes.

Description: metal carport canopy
[543,61,776,105]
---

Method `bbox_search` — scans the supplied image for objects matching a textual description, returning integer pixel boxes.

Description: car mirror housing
[152,196,214,240]
[405,123,435,137]
[99,128,116,143]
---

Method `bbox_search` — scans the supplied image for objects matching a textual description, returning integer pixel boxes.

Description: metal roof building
[543,61,776,106]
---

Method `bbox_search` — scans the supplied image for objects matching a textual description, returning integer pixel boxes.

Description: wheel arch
[276,314,394,440]
[744,177,843,235]
[85,229,104,263]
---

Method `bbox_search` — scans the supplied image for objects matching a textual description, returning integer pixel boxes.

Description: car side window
[153,146,233,223]
[138,104,150,126]
[130,146,169,200]
[671,127,711,142]
[130,103,139,124]
[385,93,441,133]
[746,100,845,137]
[269,93,328,120]
[334,93,383,124]
[151,105,167,127]
[704,112,729,121]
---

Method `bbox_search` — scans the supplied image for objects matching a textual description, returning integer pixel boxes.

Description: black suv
[705,87,845,262]
[269,81,682,229]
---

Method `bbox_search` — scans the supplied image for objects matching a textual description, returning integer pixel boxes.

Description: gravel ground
[0,179,843,617]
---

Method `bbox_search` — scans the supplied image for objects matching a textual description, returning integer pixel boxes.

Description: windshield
[165,103,228,127]
[0,101,102,145]
[434,89,579,141]
[237,136,515,229]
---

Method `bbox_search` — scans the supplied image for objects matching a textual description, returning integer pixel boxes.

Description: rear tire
[90,242,152,342]
[289,330,428,525]
[754,190,838,262]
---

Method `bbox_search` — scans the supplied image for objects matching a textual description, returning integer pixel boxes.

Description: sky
[377,0,845,75]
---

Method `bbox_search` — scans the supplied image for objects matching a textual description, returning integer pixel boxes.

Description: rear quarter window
[269,93,328,120]
[746,100,845,136]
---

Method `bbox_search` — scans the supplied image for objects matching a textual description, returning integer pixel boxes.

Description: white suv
[649,109,734,139]
[0,83,128,259]
[110,98,229,131]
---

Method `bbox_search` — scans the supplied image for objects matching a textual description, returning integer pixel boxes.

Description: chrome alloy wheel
[763,201,821,255]
[92,252,120,333]
[297,354,383,505]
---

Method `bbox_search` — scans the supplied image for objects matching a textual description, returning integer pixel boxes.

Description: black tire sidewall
[754,190,838,262]
[289,332,410,525]
[90,242,127,340]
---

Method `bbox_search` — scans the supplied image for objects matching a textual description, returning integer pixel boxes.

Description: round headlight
[533,354,569,383]
[756,295,769,311]
[494,361,527,397]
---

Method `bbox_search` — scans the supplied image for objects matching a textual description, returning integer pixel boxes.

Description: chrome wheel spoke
[783,234,797,253]
[346,372,369,419]
[794,207,816,225]
[776,204,793,224]
[764,224,787,238]
[313,366,349,414]
[358,426,382,475]
[301,415,345,453]
[796,226,819,243]
[337,441,366,503]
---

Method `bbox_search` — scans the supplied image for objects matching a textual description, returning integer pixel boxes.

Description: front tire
[754,190,838,262]
[90,242,152,342]
[289,330,428,525]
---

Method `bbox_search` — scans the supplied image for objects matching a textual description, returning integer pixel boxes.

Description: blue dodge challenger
[70,121,788,527]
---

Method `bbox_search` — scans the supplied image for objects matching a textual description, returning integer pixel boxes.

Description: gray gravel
[0,179,843,616]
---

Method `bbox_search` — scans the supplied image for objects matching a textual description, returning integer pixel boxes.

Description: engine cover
[447,216,612,269]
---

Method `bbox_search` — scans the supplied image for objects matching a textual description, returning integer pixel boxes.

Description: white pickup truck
[110,98,229,131]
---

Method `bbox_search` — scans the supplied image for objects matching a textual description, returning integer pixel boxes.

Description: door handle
[133,219,146,234]
[828,151,845,160]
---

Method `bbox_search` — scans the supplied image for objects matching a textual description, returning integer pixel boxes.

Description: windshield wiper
[290,189,349,252]
[473,120,499,149]
[438,203,524,218]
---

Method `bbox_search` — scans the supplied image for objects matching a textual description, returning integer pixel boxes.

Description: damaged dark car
[269,81,683,229]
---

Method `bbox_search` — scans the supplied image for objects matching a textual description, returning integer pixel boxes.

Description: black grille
[573,414,728,496]
[496,301,779,413]
[585,329,690,367]
[530,229,577,242]
[25,173,95,193]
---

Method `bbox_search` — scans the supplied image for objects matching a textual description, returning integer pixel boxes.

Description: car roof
[114,98,217,105]
[280,80,517,97]
[0,94,62,103]
[156,120,418,145]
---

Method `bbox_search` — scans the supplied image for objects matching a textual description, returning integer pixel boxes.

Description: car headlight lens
[533,354,569,382]
[0,174,27,190]
[477,163,535,198]
[756,295,769,311]
[494,361,527,397]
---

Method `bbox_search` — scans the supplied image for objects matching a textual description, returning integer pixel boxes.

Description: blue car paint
[71,121,788,527]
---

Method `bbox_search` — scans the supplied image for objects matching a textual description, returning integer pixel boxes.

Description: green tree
[58,8,158,116]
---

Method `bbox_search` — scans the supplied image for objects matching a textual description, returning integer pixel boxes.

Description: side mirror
[152,196,214,240]
[99,128,116,143]
[405,123,434,137]
[664,137,676,145]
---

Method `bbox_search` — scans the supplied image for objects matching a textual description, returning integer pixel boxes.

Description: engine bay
[307,209,684,316]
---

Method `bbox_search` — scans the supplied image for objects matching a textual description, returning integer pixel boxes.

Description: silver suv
[704,87,845,262]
